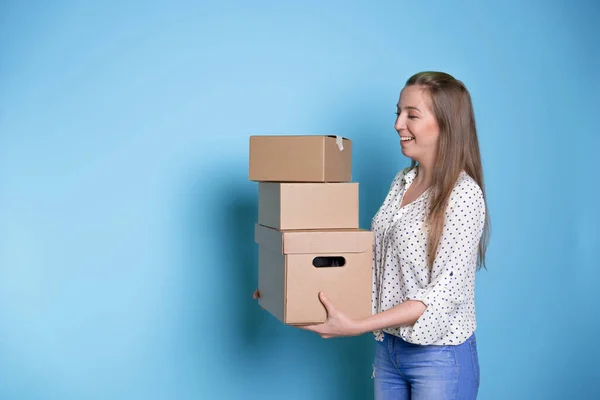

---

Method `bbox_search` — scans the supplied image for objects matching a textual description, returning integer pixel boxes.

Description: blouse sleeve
[400,177,486,345]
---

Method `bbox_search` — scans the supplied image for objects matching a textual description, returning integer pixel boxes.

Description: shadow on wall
[198,175,274,353]
[196,171,378,399]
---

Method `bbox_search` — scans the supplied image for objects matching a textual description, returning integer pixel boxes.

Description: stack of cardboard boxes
[249,135,373,325]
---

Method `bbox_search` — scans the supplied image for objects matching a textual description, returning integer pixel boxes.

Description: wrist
[353,316,373,336]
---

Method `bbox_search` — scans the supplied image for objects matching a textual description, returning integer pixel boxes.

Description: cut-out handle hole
[312,256,346,268]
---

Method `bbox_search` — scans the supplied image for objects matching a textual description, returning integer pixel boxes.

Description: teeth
[401,137,414,141]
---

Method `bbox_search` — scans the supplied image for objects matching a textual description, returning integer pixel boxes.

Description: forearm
[356,300,427,334]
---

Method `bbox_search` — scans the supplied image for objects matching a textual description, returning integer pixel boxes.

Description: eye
[408,115,417,120]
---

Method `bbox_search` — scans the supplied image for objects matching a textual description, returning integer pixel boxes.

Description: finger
[297,324,320,333]
[253,290,260,299]
[318,292,335,314]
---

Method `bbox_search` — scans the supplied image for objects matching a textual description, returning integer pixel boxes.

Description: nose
[395,113,406,133]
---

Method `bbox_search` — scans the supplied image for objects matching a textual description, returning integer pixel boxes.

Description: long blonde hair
[405,71,490,270]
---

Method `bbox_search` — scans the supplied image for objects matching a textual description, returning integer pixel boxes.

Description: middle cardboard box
[258,182,359,230]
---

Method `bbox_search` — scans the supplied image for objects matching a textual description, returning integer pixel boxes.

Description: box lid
[250,134,351,142]
[254,224,373,255]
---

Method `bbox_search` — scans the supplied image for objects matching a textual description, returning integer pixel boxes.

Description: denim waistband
[382,331,476,348]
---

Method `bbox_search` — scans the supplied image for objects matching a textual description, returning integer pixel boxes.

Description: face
[395,85,440,163]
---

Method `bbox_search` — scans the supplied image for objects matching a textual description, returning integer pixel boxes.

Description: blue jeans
[374,333,480,399]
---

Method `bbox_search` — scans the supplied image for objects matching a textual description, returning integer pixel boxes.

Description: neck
[414,162,434,187]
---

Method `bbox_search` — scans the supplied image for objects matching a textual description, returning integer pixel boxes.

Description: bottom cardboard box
[254,224,373,325]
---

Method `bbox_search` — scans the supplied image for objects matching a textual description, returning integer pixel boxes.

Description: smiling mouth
[400,136,415,142]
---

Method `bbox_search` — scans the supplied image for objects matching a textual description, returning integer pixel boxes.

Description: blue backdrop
[1,1,598,399]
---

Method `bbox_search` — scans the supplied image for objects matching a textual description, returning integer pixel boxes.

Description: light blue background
[1,1,598,399]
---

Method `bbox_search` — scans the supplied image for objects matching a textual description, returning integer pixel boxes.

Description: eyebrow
[396,105,422,113]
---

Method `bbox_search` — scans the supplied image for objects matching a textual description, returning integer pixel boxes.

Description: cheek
[423,122,440,144]
[427,131,440,145]
[411,122,439,145]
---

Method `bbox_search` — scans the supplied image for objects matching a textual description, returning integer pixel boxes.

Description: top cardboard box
[249,135,352,182]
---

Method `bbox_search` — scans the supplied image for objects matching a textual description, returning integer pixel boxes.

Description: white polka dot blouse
[371,166,486,346]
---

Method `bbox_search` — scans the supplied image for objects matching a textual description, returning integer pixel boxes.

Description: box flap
[325,135,351,141]
[251,134,350,140]
[282,229,373,254]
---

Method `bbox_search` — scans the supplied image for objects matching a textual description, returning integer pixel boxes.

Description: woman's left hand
[298,292,365,339]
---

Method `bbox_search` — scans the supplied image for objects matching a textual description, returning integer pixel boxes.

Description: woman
[255,71,490,399]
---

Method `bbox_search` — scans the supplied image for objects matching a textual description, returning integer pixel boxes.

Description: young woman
[255,71,490,399]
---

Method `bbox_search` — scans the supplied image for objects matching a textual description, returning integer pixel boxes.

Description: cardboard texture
[258,182,359,230]
[248,135,352,182]
[255,224,373,325]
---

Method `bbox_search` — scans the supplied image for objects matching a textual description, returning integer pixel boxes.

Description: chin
[400,147,412,157]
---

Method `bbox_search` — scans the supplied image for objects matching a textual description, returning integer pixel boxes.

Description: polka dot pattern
[371,166,485,346]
